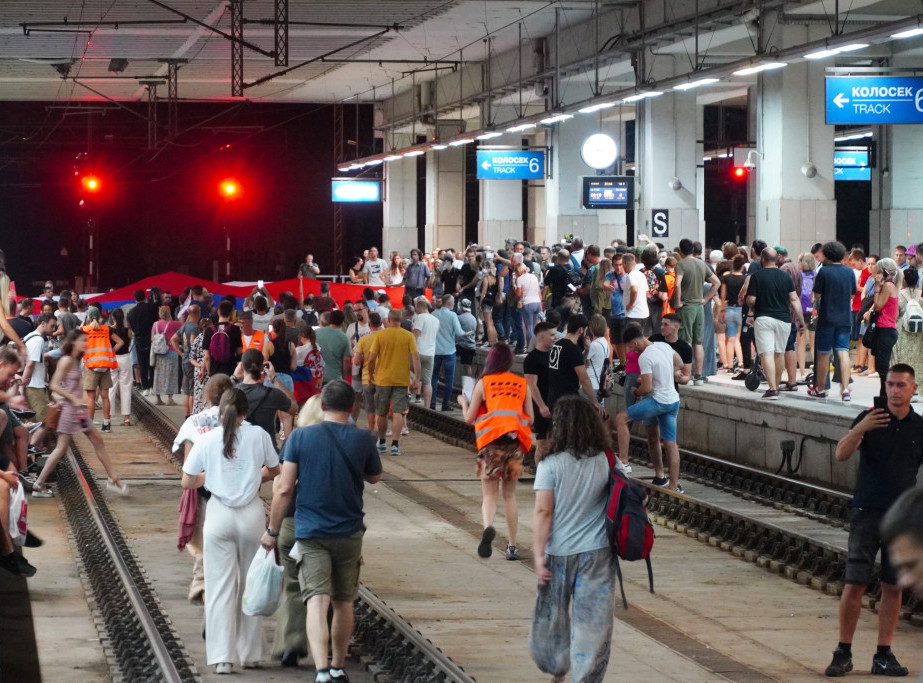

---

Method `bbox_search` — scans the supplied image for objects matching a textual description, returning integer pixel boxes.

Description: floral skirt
[476,434,524,481]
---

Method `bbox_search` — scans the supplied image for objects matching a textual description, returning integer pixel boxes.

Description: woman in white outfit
[107,308,133,426]
[181,388,280,675]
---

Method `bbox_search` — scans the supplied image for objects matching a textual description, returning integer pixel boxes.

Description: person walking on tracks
[529,394,615,683]
[182,387,280,675]
[261,379,382,683]
[459,343,533,561]
[824,363,923,678]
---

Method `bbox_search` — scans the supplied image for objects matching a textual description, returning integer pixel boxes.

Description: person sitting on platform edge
[824,363,923,678]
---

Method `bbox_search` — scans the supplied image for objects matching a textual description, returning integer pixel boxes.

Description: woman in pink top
[862,258,901,398]
[515,263,542,347]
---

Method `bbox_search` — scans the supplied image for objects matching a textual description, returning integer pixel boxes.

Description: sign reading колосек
[476,150,545,180]
[826,76,923,125]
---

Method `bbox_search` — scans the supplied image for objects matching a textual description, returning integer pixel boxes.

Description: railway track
[406,403,923,626]
[133,391,477,683]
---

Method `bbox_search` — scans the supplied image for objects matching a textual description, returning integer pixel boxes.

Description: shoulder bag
[862,309,879,351]
[322,423,363,494]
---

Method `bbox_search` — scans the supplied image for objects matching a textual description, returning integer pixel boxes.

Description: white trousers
[108,354,133,417]
[203,496,265,665]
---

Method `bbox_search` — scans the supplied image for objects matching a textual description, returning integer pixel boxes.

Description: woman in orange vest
[82,306,123,433]
[459,343,533,562]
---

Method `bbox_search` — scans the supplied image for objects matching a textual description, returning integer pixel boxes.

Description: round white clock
[581,133,617,169]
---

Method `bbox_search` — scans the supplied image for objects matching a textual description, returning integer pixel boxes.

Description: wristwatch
[265,527,279,538]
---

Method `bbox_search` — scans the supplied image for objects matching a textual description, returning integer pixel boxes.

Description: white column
[382,157,417,256]
[637,92,700,247]
[425,146,465,251]
[755,61,836,254]
[479,176,523,249]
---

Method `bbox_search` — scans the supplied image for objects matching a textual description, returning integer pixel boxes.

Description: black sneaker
[477,526,496,558]
[825,647,853,677]
[101,422,111,433]
[871,650,908,677]
[0,552,36,577]
[505,545,520,561]
[651,476,669,486]
[329,667,350,682]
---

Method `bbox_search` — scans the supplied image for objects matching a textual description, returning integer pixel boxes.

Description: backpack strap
[614,555,628,610]
[646,556,655,595]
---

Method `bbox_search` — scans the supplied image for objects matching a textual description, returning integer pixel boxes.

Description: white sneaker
[106,480,131,496]
[386,428,393,436]
[215,662,233,674]
[400,426,410,436]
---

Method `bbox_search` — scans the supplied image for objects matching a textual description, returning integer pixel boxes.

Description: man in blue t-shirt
[810,241,856,400]
[261,380,382,683]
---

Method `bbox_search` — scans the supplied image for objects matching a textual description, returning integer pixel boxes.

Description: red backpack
[604,449,655,608]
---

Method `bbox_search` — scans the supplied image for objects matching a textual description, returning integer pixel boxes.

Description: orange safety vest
[242,329,265,352]
[473,371,532,452]
[82,325,117,370]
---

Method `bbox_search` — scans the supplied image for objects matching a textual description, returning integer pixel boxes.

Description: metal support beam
[230,0,244,97]
[159,59,186,137]
[332,104,345,275]
[140,80,163,149]
[274,0,289,67]
[144,0,274,58]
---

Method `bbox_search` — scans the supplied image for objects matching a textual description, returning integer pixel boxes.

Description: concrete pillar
[754,61,836,255]
[478,174,523,250]
[383,156,417,256]
[637,92,700,247]
[544,114,603,247]
[425,146,465,251]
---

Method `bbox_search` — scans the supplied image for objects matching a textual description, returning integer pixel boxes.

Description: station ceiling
[0,0,921,108]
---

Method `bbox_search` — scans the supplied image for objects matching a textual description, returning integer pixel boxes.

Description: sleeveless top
[269,335,292,375]
[473,372,532,452]
[878,290,899,329]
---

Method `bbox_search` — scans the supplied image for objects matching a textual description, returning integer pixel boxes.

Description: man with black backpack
[127,288,158,393]
[203,300,242,377]
[543,249,583,331]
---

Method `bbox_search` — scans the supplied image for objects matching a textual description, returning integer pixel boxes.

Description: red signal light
[732,166,747,179]
[220,179,238,197]
[81,175,101,192]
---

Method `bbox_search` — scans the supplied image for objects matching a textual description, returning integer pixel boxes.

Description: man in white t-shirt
[21,313,56,442]
[623,252,649,325]
[362,246,389,287]
[614,326,685,493]
[411,297,439,407]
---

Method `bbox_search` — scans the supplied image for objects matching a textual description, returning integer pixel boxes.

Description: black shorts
[845,507,897,586]
[0,403,20,447]
[533,413,551,440]
[608,316,628,345]
[457,347,476,365]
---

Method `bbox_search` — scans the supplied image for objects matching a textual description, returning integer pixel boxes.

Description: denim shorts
[626,396,680,442]
[815,324,851,354]
[845,507,896,586]
[724,306,742,337]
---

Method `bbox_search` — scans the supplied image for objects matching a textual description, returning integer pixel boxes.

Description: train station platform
[12,390,922,681]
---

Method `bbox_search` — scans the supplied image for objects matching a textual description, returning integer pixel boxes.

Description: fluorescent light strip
[365,159,383,166]
[834,131,873,142]
[403,150,424,157]
[623,91,663,103]
[430,144,448,150]
[448,138,474,146]
[383,154,402,161]
[804,48,839,60]
[476,132,503,140]
[805,43,868,59]
[837,43,869,53]
[540,113,573,124]
[892,27,923,39]
[732,62,787,76]
[506,123,536,133]
[578,102,616,114]
[674,78,719,91]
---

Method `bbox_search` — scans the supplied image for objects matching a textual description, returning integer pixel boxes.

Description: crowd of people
[1,233,923,681]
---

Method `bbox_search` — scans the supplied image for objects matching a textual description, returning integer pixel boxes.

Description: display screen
[834,166,871,181]
[582,176,633,209]
[833,146,871,182]
[331,179,381,202]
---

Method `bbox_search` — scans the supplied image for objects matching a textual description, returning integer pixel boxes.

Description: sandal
[122,417,131,427]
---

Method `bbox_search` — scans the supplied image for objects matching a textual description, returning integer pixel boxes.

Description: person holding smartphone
[824,363,923,677]
[234,349,298,449]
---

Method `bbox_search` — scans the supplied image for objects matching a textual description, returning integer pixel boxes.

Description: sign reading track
[826,76,923,124]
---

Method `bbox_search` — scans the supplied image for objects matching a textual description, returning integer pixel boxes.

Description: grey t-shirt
[457,312,477,350]
[533,451,609,556]
[363,259,389,286]
[675,256,710,306]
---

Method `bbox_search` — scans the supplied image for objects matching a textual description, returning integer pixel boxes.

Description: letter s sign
[652,209,669,238]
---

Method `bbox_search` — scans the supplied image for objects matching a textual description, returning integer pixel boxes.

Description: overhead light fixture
[540,113,573,125]
[383,154,403,161]
[622,91,663,103]
[892,27,923,39]
[430,143,448,150]
[674,78,719,91]
[732,62,787,76]
[506,122,536,133]
[403,150,424,157]
[366,159,383,166]
[476,132,503,140]
[448,138,474,146]
[834,131,873,142]
[108,58,129,73]
[743,149,763,169]
[805,43,868,59]
[578,102,616,114]
[347,163,364,170]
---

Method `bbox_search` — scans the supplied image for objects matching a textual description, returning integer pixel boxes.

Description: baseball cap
[459,299,472,310]
[773,245,788,256]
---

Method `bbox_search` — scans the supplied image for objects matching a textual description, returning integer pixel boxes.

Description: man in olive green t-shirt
[672,238,720,383]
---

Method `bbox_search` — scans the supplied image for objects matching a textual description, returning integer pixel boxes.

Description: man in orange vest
[82,307,123,433]
[238,311,272,361]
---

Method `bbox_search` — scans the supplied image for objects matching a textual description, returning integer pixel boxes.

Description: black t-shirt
[9,315,34,340]
[523,348,550,403]
[240,382,292,449]
[441,266,460,295]
[722,273,746,306]
[457,263,477,301]
[127,301,159,339]
[203,322,243,376]
[544,265,573,307]
[850,408,923,509]
[547,338,584,405]
[748,267,794,322]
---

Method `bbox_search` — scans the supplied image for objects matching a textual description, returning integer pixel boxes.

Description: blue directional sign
[476,150,544,180]
[834,166,871,181]
[826,76,923,124]
[833,150,868,168]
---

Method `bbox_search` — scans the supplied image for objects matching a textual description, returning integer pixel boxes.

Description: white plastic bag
[241,547,282,616]
[8,483,27,547]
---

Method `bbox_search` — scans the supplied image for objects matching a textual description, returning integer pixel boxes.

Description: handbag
[44,401,62,429]
[862,310,879,352]
[8,482,27,546]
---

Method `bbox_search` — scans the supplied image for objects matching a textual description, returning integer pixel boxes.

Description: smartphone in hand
[873,395,891,416]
